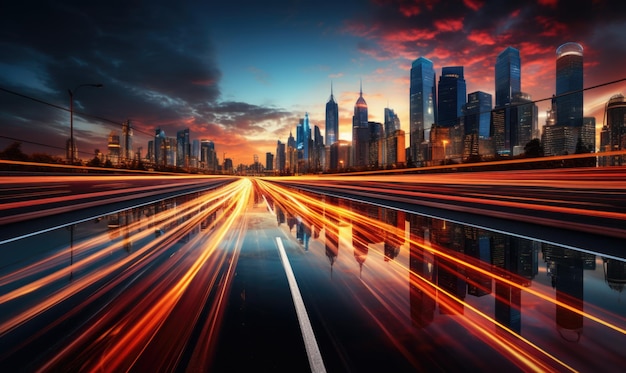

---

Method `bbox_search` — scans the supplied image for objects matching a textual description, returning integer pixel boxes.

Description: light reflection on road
[0,178,252,371]
[256,177,626,372]
[1,172,625,371]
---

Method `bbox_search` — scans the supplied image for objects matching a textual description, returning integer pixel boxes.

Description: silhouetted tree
[0,142,28,161]
[87,155,102,167]
[523,138,544,158]
[574,137,595,167]
[30,153,61,164]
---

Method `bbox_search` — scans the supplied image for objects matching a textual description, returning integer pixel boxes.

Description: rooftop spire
[359,79,363,97]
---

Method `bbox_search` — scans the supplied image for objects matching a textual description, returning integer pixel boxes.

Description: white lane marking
[275,237,327,373]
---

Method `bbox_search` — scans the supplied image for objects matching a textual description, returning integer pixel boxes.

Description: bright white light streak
[275,237,326,373]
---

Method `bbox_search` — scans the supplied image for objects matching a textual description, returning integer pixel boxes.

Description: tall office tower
[121,119,134,164]
[296,113,312,164]
[191,139,200,168]
[383,107,400,167]
[605,94,626,165]
[276,140,286,173]
[462,91,492,159]
[108,130,120,165]
[410,57,437,163]
[154,128,166,167]
[581,117,596,151]
[266,152,274,171]
[325,83,339,147]
[176,128,190,168]
[368,121,383,167]
[543,99,580,156]
[384,107,401,135]
[166,137,177,167]
[200,139,216,171]
[511,92,538,155]
[352,81,369,168]
[313,125,324,171]
[495,47,521,108]
[146,140,154,163]
[287,131,297,173]
[438,66,466,128]
[556,42,584,127]
[493,47,521,156]
[386,129,406,167]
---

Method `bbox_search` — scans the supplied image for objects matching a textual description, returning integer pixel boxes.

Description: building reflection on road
[257,180,626,371]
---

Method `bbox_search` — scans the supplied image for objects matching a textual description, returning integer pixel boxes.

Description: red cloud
[399,4,420,17]
[434,18,464,32]
[463,0,484,11]
[382,28,438,42]
[467,30,496,45]
[535,16,569,37]
[518,41,554,57]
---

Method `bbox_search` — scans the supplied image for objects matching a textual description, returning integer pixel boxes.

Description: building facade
[438,66,466,128]
[556,42,584,128]
[604,94,626,165]
[409,57,437,163]
[495,47,521,108]
[325,83,339,147]
[352,82,369,168]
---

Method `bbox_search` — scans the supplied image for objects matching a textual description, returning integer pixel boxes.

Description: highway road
[0,170,625,372]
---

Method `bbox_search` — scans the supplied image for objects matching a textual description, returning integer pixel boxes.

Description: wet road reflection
[0,178,252,371]
[1,176,625,372]
[256,179,626,372]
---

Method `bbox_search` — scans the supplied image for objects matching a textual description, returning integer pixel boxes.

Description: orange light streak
[254,178,626,370]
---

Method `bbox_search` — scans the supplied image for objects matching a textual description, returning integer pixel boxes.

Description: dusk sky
[1,0,625,165]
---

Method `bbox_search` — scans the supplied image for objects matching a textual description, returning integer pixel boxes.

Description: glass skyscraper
[495,47,521,108]
[437,66,466,128]
[325,83,339,147]
[556,42,583,127]
[409,57,437,161]
[493,46,521,156]
[463,91,492,138]
[352,82,369,167]
[176,128,190,168]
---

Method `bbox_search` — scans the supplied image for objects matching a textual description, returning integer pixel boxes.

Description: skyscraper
[200,139,216,171]
[384,107,401,135]
[492,47,522,156]
[438,66,466,128]
[384,107,401,167]
[266,152,274,171]
[352,81,369,168]
[276,140,286,173]
[297,113,311,166]
[462,91,492,159]
[495,47,521,108]
[410,57,437,162]
[176,128,190,168]
[325,83,339,147]
[556,42,583,127]
[108,130,120,165]
[154,128,166,167]
[121,119,134,164]
[604,94,626,165]
[510,92,538,154]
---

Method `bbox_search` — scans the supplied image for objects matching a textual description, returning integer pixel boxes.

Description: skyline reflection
[258,179,626,371]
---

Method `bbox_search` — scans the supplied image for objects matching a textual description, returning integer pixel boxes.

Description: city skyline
[1,1,625,165]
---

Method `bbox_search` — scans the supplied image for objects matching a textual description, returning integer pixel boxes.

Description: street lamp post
[68,83,103,164]
[442,140,449,164]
